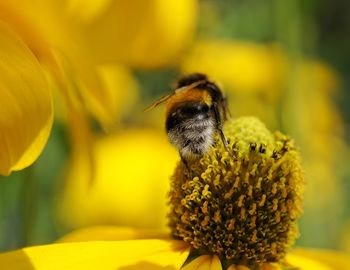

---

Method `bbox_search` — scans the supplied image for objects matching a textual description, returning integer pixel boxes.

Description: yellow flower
[0,117,349,269]
[0,22,53,176]
[56,129,177,230]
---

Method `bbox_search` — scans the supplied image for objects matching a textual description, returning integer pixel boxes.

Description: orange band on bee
[165,88,212,116]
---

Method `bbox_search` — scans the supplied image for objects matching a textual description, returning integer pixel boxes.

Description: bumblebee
[145,73,231,165]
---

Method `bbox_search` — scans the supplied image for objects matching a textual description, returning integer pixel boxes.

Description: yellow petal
[0,239,190,270]
[93,65,139,128]
[182,255,222,270]
[291,248,350,270]
[58,226,168,243]
[286,254,333,270]
[0,1,119,128]
[0,22,53,175]
[81,0,198,68]
[53,62,139,131]
[181,40,286,97]
[56,129,178,230]
[0,1,58,72]
[65,0,113,24]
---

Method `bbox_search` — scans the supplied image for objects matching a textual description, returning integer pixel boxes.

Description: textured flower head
[169,117,304,268]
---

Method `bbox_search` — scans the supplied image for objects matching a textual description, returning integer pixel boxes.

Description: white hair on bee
[167,117,215,159]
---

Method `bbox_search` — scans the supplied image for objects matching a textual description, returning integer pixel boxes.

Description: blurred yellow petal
[286,254,332,270]
[81,0,198,68]
[181,40,286,98]
[0,1,57,70]
[0,23,52,175]
[0,239,189,270]
[0,0,119,128]
[55,62,139,130]
[182,255,222,270]
[58,226,168,243]
[57,129,178,230]
[94,65,139,127]
[227,97,279,130]
[296,61,340,95]
[291,248,350,270]
[65,0,113,24]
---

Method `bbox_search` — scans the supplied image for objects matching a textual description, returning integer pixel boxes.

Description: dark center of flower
[168,117,303,268]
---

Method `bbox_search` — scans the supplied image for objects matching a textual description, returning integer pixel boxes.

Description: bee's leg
[212,102,233,157]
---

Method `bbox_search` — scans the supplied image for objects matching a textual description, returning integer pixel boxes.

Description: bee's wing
[143,80,207,112]
[143,93,175,112]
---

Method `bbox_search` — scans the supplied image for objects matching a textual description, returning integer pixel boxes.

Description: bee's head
[176,73,221,99]
[176,73,208,88]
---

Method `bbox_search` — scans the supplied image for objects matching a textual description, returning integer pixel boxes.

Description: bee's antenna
[143,93,174,112]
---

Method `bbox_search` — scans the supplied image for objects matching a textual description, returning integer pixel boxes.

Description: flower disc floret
[168,117,304,267]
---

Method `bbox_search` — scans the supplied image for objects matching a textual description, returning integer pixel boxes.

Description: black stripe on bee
[166,102,210,132]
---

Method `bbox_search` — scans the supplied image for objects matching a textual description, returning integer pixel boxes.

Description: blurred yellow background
[0,0,349,256]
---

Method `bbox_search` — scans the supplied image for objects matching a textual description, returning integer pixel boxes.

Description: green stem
[20,166,38,246]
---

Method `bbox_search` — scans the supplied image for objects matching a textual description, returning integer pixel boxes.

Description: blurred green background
[1,0,350,254]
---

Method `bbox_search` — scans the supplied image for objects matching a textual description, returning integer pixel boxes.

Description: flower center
[168,117,303,267]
